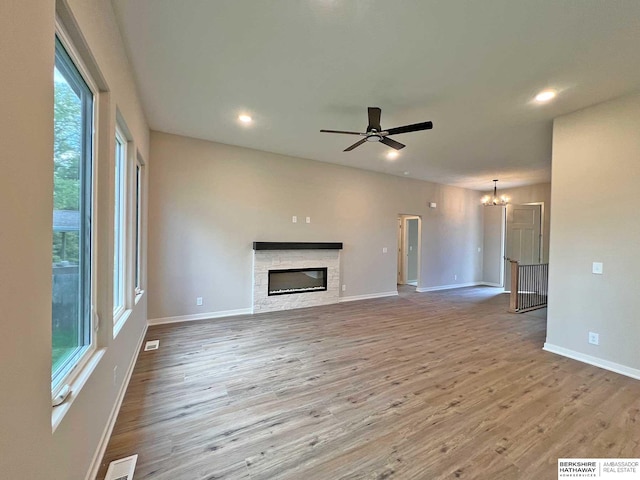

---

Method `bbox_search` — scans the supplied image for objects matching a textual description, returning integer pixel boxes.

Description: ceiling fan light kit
[321,107,433,152]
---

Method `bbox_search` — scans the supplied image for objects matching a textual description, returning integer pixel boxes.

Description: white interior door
[505,204,541,290]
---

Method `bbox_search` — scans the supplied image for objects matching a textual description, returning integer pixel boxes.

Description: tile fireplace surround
[252,242,342,313]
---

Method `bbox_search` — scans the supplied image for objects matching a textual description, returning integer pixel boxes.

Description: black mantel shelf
[253,242,343,251]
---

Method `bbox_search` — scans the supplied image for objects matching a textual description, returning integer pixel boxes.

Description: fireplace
[268,267,328,296]
[252,242,342,313]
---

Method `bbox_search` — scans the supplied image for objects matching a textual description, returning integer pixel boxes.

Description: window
[113,126,126,319]
[52,35,95,390]
[134,156,144,295]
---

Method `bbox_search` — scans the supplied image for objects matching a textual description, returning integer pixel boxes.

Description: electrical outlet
[592,262,603,274]
[292,216,297,223]
[588,332,599,345]
[342,284,346,292]
[382,247,388,253]
[306,216,311,223]
[196,296,203,306]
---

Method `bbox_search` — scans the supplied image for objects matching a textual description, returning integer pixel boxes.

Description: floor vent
[104,454,138,480]
[144,340,159,351]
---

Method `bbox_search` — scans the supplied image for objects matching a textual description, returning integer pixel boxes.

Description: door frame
[397,214,422,288]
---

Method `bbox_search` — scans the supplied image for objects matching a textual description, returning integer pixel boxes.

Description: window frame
[134,154,145,299]
[113,124,127,322]
[52,23,99,398]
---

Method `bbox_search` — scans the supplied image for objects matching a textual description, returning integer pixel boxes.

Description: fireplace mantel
[253,242,343,251]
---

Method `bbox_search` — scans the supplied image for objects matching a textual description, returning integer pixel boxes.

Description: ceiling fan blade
[343,138,367,152]
[367,107,382,132]
[320,129,363,135]
[381,136,405,150]
[385,121,433,136]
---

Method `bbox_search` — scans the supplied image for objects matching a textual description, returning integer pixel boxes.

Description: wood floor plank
[97,287,640,479]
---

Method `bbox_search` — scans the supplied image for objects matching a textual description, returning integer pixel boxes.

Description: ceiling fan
[320,107,433,152]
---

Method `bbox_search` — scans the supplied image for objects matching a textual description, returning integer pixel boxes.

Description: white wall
[148,131,484,320]
[546,93,640,375]
[0,1,149,478]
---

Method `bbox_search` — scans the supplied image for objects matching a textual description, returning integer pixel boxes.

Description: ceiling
[111,0,640,190]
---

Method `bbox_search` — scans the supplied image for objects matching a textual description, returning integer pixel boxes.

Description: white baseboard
[416,282,481,293]
[339,291,398,303]
[148,308,252,326]
[479,282,503,288]
[85,323,148,480]
[543,343,640,381]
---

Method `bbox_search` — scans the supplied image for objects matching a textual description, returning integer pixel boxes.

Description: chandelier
[481,179,508,206]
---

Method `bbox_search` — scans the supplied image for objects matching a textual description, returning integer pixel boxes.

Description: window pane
[52,38,92,386]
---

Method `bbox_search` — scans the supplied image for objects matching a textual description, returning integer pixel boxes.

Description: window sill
[113,309,132,339]
[52,348,105,432]
[134,290,145,305]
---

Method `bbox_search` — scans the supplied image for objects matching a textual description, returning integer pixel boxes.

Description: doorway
[504,203,543,290]
[397,215,421,288]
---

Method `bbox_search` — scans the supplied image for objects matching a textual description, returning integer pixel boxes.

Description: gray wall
[482,206,505,286]
[546,93,640,373]
[148,131,484,320]
[0,1,149,478]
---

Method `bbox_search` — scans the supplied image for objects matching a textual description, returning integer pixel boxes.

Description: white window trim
[113,124,127,324]
[113,113,139,336]
[52,18,100,404]
[134,153,146,299]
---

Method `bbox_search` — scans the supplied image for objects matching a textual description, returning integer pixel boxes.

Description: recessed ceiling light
[238,114,252,124]
[386,151,399,160]
[535,90,557,103]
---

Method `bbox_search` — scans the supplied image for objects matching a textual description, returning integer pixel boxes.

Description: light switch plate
[592,262,603,274]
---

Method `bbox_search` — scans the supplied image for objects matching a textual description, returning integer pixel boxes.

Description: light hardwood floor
[98,287,640,479]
